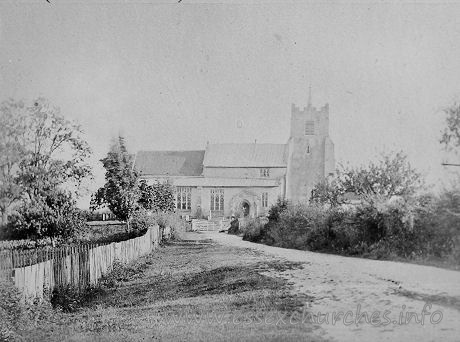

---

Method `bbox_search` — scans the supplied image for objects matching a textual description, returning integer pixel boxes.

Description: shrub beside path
[203,231,460,342]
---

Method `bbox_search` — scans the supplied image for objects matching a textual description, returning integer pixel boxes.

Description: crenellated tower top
[289,101,330,139]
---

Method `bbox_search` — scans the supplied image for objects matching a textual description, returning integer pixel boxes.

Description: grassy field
[10,236,324,341]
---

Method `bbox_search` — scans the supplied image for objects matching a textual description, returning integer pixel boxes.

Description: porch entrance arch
[241,201,250,217]
[229,190,259,218]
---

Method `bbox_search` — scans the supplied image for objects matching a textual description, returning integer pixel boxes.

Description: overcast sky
[1,1,459,206]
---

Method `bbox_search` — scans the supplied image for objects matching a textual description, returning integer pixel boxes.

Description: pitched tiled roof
[134,150,205,176]
[203,143,287,167]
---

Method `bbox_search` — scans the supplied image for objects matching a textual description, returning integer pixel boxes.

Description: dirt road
[202,231,460,342]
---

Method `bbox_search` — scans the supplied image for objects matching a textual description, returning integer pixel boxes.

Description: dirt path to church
[202,231,460,342]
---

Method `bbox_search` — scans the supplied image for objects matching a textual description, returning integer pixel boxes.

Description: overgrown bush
[267,204,332,250]
[242,217,268,242]
[409,192,458,259]
[245,198,289,244]
[255,190,460,266]
[150,211,188,239]
[130,208,156,234]
[7,191,86,242]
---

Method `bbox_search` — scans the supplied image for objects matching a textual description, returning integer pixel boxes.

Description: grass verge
[11,239,323,342]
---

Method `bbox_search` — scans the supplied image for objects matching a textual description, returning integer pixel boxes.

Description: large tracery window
[210,188,224,212]
[176,187,191,210]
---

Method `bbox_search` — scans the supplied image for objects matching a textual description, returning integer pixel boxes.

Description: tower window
[305,121,315,135]
[259,168,270,177]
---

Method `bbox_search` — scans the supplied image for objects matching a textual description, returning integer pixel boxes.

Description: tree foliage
[17,98,92,201]
[441,103,460,152]
[91,136,139,224]
[310,151,424,205]
[0,98,92,231]
[138,180,175,213]
[338,151,423,199]
[310,178,344,206]
[0,100,28,224]
[91,137,177,227]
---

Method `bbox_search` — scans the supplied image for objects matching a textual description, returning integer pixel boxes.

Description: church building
[134,100,335,219]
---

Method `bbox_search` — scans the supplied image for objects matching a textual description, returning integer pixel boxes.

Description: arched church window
[210,188,224,212]
[176,187,191,210]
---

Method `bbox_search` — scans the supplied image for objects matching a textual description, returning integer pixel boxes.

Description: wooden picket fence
[0,225,162,303]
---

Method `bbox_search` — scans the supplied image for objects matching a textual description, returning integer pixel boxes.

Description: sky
[1,0,460,207]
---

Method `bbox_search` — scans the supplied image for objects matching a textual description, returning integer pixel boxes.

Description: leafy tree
[441,103,460,152]
[0,99,28,225]
[310,151,424,206]
[0,98,92,229]
[338,151,424,200]
[91,136,139,229]
[439,102,460,216]
[17,98,92,201]
[436,181,460,219]
[138,179,175,212]
[137,180,155,210]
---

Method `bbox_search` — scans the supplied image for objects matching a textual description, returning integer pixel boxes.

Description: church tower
[285,96,335,203]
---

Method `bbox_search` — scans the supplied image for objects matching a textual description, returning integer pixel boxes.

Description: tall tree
[338,151,424,200]
[17,98,92,201]
[338,151,423,200]
[310,151,424,206]
[441,103,460,153]
[0,99,28,225]
[439,102,460,217]
[0,98,92,241]
[91,136,139,229]
[0,98,92,226]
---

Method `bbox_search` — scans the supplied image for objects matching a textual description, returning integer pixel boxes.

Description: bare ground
[204,231,460,342]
